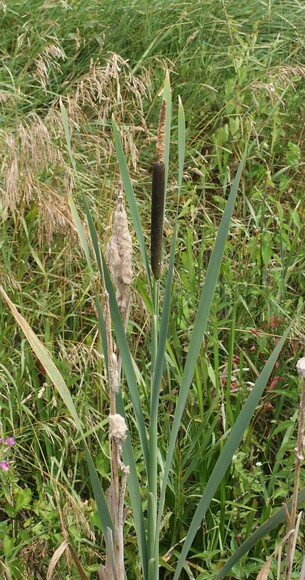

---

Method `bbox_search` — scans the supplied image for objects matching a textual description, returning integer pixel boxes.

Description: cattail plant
[1,80,302,580]
[106,184,133,322]
[98,188,133,579]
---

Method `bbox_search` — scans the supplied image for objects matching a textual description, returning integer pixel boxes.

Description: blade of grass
[216,485,305,579]
[68,192,93,273]
[157,149,247,536]
[173,324,290,578]
[163,71,172,192]
[0,285,113,538]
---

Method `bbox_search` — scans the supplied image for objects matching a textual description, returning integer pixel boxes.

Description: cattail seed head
[296,357,305,378]
[151,99,166,279]
[151,161,165,279]
[106,186,133,316]
[109,413,128,444]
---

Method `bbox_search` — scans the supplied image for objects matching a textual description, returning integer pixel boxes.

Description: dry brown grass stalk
[99,289,129,580]
[285,357,305,579]
[100,186,134,579]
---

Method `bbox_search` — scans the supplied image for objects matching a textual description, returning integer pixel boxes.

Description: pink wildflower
[5,437,14,446]
[0,461,9,472]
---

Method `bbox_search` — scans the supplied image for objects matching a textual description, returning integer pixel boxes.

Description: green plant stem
[148,278,159,580]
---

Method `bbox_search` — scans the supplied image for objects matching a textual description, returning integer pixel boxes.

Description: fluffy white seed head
[296,357,305,378]
[106,189,133,315]
[109,414,128,444]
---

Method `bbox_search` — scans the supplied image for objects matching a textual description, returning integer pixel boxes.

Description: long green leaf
[216,485,305,579]
[151,98,185,436]
[157,150,247,533]
[163,71,172,191]
[177,96,185,196]
[68,192,93,273]
[173,324,290,578]
[60,100,77,172]
[0,285,112,537]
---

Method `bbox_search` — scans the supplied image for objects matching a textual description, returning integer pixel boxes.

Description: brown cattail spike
[151,160,165,279]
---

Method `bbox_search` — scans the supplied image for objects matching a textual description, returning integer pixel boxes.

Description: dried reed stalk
[99,189,132,579]
[285,357,305,579]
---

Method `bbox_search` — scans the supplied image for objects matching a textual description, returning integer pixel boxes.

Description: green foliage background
[1,0,305,578]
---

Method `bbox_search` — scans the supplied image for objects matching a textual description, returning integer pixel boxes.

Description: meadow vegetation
[1,0,305,578]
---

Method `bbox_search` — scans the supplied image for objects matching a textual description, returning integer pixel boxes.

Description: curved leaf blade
[157,150,247,531]
[216,486,305,579]
[173,325,291,578]
[0,285,113,537]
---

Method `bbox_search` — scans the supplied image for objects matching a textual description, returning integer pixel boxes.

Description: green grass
[1,0,305,578]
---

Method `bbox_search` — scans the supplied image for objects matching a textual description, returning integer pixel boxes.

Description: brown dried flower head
[106,186,133,316]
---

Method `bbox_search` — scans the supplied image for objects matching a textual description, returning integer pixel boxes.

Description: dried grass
[251,65,305,105]
[1,52,151,243]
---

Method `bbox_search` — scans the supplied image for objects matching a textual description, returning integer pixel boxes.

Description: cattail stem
[285,358,305,578]
[100,188,132,580]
